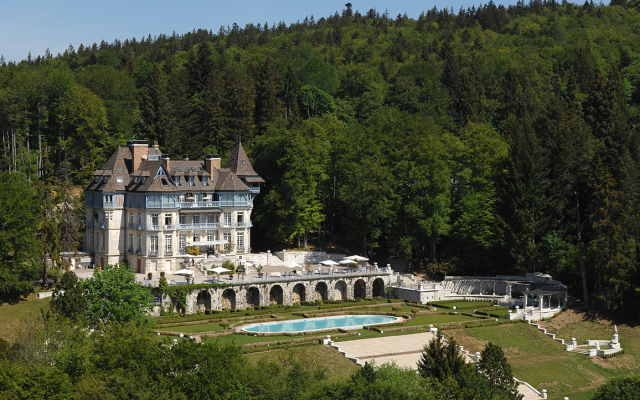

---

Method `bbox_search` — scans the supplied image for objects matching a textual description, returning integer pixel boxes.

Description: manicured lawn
[446,318,640,400]
[0,294,51,342]
[429,301,494,309]
[156,322,226,333]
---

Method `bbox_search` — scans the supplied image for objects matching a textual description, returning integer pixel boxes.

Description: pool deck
[240,315,404,334]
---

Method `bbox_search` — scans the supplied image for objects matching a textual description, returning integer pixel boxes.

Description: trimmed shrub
[392,304,402,312]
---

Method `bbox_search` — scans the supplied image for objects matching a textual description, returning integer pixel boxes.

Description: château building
[83,140,263,273]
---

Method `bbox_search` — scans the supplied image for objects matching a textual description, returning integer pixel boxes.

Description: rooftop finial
[153,139,159,149]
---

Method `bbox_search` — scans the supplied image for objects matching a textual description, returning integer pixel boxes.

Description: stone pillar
[523,293,528,309]
[539,295,543,311]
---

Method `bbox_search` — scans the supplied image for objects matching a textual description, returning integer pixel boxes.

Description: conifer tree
[254,56,281,136]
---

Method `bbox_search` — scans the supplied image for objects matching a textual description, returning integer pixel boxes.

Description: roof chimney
[161,154,170,171]
[205,154,221,175]
[182,154,189,161]
[127,140,149,173]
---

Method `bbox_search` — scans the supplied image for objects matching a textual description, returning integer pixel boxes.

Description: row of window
[92,231,246,254]
[86,192,251,208]
[130,212,244,226]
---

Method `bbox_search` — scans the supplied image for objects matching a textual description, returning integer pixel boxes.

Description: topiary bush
[392,304,402,312]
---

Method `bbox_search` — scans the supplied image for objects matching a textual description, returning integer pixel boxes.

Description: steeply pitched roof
[84,147,132,192]
[226,142,259,177]
[215,169,250,191]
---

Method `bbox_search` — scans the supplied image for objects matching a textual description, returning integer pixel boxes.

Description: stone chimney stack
[182,154,189,161]
[161,154,170,171]
[127,140,149,172]
[205,154,221,175]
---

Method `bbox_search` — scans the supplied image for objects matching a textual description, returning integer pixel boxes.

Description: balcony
[165,249,174,256]
[236,221,253,228]
[98,222,106,229]
[128,248,134,253]
[135,249,142,255]
[148,225,161,231]
[164,225,175,230]
[237,246,246,252]
[250,187,260,193]
[178,223,219,231]
[128,223,142,230]
[179,201,220,208]
[86,221,94,228]
[148,250,158,257]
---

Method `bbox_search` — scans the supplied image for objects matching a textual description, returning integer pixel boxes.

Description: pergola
[523,288,567,311]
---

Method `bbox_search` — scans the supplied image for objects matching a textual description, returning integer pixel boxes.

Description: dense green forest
[2,1,640,314]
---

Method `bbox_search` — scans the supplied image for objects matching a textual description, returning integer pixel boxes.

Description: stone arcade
[155,273,390,315]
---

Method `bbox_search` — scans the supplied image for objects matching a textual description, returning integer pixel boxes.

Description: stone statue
[614,325,618,334]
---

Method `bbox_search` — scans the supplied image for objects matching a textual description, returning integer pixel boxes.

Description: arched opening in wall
[246,287,260,308]
[270,285,283,305]
[196,290,211,313]
[335,281,346,301]
[372,278,385,297]
[292,284,305,303]
[315,282,328,301]
[222,289,236,310]
[354,279,366,299]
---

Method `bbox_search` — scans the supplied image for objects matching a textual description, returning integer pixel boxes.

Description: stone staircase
[571,347,590,355]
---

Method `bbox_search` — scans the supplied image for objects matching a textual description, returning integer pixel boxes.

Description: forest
[1,1,640,315]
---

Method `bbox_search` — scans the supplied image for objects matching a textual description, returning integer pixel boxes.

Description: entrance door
[137,259,141,273]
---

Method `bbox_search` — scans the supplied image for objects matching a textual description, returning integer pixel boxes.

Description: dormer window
[188,176,194,186]
[103,176,108,184]
[174,176,181,186]
[116,176,123,183]
[133,177,138,184]
[142,177,146,184]
[242,160,246,166]
[94,176,99,183]
[202,176,208,186]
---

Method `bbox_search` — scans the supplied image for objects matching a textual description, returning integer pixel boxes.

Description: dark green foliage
[479,342,518,393]
[0,172,42,303]
[592,374,640,400]
[83,263,155,326]
[3,2,640,315]
[418,333,469,380]
[50,271,86,322]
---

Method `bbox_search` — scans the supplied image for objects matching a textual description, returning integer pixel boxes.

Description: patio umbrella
[211,266,232,274]
[339,259,358,265]
[174,269,194,276]
[320,260,338,266]
[285,261,302,268]
[345,255,369,261]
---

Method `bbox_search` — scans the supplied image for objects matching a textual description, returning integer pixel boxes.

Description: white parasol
[319,260,338,266]
[285,261,302,268]
[339,259,358,265]
[345,255,369,261]
[211,266,232,274]
[174,269,195,276]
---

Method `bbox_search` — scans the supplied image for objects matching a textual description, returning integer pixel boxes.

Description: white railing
[128,223,142,230]
[149,225,161,231]
[178,223,219,230]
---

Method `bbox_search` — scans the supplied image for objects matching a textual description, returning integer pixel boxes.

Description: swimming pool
[241,315,403,333]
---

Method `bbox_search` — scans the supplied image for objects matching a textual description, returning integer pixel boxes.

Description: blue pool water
[242,315,400,333]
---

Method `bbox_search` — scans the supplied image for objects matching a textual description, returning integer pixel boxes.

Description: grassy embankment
[0,294,51,342]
